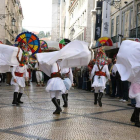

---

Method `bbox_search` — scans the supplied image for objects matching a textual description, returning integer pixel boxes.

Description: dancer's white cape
[0,44,22,72]
[36,40,92,77]
[116,40,140,82]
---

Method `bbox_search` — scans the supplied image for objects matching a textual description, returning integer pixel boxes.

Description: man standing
[106,58,113,95]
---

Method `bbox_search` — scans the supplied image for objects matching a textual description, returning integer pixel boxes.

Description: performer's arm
[90,65,96,79]
[24,66,28,80]
[69,68,73,84]
[12,66,17,82]
[105,65,110,79]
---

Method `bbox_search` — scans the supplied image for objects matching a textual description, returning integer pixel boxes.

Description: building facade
[110,0,140,49]
[51,0,61,42]
[0,0,23,45]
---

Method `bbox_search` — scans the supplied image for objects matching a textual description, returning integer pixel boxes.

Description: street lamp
[96,7,102,24]
[11,18,16,26]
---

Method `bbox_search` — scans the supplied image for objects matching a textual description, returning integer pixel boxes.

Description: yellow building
[0,0,23,45]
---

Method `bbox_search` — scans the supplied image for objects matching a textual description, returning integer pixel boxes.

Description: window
[111,19,114,37]
[137,3,140,38]
[116,16,119,36]
[124,11,130,37]
[130,9,133,29]
[137,3,140,27]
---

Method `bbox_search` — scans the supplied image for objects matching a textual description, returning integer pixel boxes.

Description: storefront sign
[95,1,103,40]
[101,1,111,37]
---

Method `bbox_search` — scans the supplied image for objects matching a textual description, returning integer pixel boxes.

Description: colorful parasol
[95,37,113,48]
[15,32,40,55]
[40,40,48,51]
[59,38,71,49]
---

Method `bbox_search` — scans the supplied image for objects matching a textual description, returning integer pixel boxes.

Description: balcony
[111,36,119,43]
[130,28,136,38]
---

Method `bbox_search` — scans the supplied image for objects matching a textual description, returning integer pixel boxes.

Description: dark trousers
[122,81,129,101]
[116,79,122,98]
[106,85,110,95]
[111,76,116,97]
[131,99,136,105]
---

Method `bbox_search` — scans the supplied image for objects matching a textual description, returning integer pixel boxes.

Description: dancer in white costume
[46,60,66,114]
[36,40,92,114]
[11,55,28,105]
[61,68,73,107]
[90,47,110,107]
[116,40,140,127]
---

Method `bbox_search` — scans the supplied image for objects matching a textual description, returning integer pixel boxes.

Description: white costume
[35,63,44,84]
[11,65,27,93]
[61,68,73,92]
[116,40,140,108]
[36,40,92,114]
[91,64,110,93]
[46,62,66,99]
[116,40,140,127]
[0,44,22,72]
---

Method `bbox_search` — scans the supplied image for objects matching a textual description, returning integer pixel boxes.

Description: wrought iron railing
[111,36,119,43]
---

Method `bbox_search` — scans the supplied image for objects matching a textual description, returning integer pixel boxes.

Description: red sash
[15,72,24,77]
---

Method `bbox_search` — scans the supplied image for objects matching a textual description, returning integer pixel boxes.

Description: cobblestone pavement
[0,83,139,140]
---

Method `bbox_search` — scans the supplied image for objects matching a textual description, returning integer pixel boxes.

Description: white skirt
[92,75,107,89]
[11,76,25,87]
[63,78,72,90]
[46,77,66,93]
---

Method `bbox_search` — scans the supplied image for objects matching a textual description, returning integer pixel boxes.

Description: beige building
[0,0,23,45]
[109,0,140,56]
[51,0,60,42]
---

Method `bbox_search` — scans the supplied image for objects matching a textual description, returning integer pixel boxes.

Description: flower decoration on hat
[95,47,108,66]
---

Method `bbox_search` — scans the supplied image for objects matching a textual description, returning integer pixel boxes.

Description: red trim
[15,72,24,77]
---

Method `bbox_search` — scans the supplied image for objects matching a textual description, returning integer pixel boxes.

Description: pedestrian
[106,58,113,95]
[110,58,117,97]
[90,47,110,107]
[35,62,45,87]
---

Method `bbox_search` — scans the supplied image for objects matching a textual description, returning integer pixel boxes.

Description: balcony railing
[111,36,119,43]
[130,28,136,38]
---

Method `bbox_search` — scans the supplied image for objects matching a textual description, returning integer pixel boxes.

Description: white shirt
[90,64,110,79]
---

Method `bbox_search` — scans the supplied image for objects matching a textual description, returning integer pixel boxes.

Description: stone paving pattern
[0,83,139,140]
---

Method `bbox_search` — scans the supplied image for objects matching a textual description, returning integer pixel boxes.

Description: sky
[20,0,52,33]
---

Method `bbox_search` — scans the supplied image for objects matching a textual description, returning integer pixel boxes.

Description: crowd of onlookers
[73,58,136,107]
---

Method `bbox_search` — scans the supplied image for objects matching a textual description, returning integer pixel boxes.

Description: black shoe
[66,93,68,101]
[131,108,136,122]
[52,97,62,114]
[17,93,23,104]
[131,104,136,107]
[94,93,98,105]
[62,94,68,107]
[57,99,60,106]
[12,92,19,105]
[98,92,103,107]
[134,107,140,127]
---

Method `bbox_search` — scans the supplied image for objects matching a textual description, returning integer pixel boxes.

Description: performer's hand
[25,77,28,81]
[109,79,111,81]
[89,79,92,81]
[72,83,74,86]
[14,79,17,83]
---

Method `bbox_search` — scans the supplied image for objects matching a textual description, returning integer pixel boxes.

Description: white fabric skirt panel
[91,75,107,89]
[63,78,72,90]
[46,77,66,93]
[11,76,25,87]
